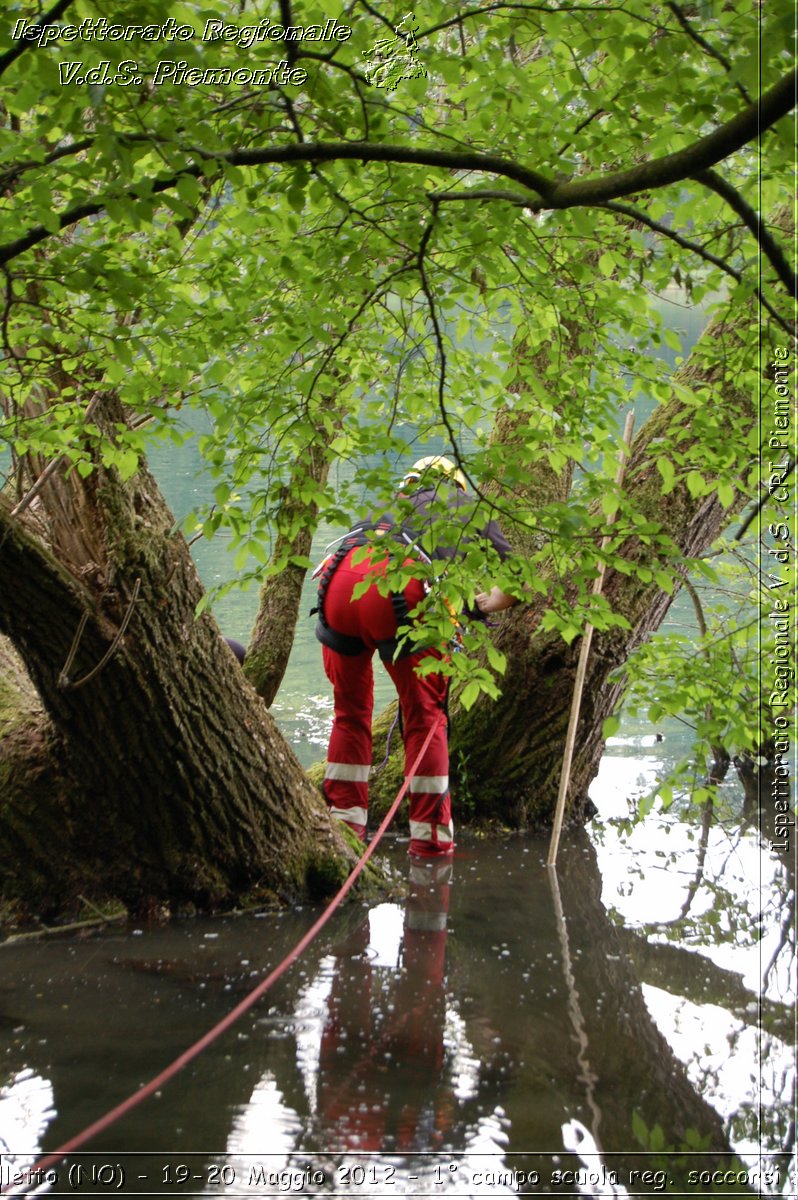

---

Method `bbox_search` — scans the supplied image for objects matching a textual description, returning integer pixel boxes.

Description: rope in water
[1,714,446,1197]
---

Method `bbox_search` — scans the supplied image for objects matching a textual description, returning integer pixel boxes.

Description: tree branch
[0,146,550,267]
[735,458,796,542]
[355,0,398,37]
[414,211,525,535]
[0,137,94,192]
[415,212,459,479]
[665,1,751,104]
[279,0,298,65]
[10,390,105,519]
[547,66,797,207]
[602,199,794,336]
[693,168,797,298]
[428,186,532,206]
[416,2,661,39]
[0,66,794,283]
[0,0,74,78]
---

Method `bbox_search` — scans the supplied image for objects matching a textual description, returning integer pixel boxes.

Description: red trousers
[321,548,453,857]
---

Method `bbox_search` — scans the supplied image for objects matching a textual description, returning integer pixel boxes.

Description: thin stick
[547,410,636,868]
[0,911,125,947]
[546,868,603,1138]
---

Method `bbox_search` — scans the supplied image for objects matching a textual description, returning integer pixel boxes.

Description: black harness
[312,518,419,662]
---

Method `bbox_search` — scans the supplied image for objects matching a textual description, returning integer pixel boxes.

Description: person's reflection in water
[316,859,453,1152]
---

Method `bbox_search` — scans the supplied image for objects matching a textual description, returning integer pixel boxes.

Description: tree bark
[0,403,356,922]
[367,295,761,831]
[244,441,331,707]
[448,307,757,827]
[0,638,84,921]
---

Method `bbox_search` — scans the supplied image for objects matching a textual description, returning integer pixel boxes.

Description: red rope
[1,715,446,1195]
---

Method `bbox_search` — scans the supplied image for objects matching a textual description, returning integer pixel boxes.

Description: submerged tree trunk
[0,403,355,922]
[447,830,732,1169]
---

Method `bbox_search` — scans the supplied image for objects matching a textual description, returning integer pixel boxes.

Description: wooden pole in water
[547,410,636,868]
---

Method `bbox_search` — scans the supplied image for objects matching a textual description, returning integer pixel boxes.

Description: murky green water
[1,763,794,1196]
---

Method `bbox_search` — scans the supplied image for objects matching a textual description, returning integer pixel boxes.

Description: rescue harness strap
[1,713,447,1199]
[311,518,425,663]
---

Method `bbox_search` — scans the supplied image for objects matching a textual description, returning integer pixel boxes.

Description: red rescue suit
[320,545,452,856]
[315,487,511,858]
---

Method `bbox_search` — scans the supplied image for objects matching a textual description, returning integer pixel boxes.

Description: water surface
[2,754,794,1196]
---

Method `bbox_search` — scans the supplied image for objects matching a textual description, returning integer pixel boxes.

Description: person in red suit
[314,456,517,858]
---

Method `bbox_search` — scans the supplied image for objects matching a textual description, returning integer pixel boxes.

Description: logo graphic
[363,12,426,90]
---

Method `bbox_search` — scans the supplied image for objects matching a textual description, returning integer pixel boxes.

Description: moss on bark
[0,410,367,923]
[245,441,332,706]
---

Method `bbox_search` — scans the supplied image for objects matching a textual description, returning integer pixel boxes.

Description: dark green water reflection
[1,802,794,1196]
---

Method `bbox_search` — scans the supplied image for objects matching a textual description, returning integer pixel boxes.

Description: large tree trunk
[448,305,758,827]
[367,295,762,830]
[0,638,83,920]
[0,401,355,922]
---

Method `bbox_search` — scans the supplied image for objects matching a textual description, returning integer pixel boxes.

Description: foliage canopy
[0,0,794,755]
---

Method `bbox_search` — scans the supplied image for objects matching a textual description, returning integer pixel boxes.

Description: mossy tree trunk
[0,637,84,919]
[244,440,332,707]
[447,304,758,828]
[368,293,762,831]
[0,399,354,922]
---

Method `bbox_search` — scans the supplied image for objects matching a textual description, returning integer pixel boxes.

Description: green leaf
[115,449,139,481]
[631,1111,648,1147]
[658,783,673,809]
[717,480,735,508]
[656,457,676,493]
[602,715,621,739]
[176,174,201,206]
[686,470,706,498]
[486,643,507,674]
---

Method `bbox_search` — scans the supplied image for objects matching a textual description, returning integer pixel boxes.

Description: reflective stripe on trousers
[408,777,452,853]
